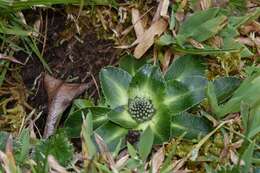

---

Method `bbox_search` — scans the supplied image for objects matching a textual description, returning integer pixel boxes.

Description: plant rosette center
[97,57,211,148]
[128,96,155,123]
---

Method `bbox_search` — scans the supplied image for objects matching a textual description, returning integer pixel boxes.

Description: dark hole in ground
[20,8,118,135]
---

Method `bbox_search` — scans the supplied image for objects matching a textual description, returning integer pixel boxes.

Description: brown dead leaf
[151,147,165,173]
[134,18,168,59]
[48,155,69,173]
[132,8,145,39]
[175,11,185,23]
[162,49,172,73]
[0,54,23,65]
[235,36,260,47]
[230,150,239,164]
[115,154,129,170]
[188,38,205,49]
[200,0,211,10]
[240,21,260,34]
[160,0,170,19]
[43,74,88,138]
[94,133,117,171]
[175,169,193,173]
[152,0,163,23]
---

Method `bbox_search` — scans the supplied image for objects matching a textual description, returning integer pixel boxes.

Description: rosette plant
[64,55,240,150]
[93,55,211,148]
[64,54,240,149]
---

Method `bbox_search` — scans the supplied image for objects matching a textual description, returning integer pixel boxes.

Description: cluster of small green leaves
[0,129,74,173]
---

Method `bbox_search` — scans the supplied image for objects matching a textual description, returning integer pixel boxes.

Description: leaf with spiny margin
[100,67,132,108]
[213,76,241,103]
[214,72,260,117]
[95,122,128,151]
[119,54,148,76]
[107,106,138,129]
[171,112,212,139]
[164,77,208,114]
[64,107,110,138]
[165,55,206,81]
[149,108,171,144]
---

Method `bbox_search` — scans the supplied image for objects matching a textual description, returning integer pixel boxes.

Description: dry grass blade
[187,38,205,49]
[48,155,69,173]
[160,0,170,19]
[153,0,163,22]
[200,0,211,10]
[115,154,129,170]
[94,133,117,171]
[151,147,165,173]
[43,74,88,138]
[131,8,145,39]
[240,21,260,34]
[162,49,172,73]
[134,18,168,59]
[236,37,260,47]
[0,54,23,65]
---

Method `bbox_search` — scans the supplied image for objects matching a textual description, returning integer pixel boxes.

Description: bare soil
[19,8,118,133]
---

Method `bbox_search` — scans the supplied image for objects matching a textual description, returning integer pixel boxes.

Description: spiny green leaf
[149,108,171,144]
[217,72,260,117]
[213,76,241,102]
[95,122,128,151]
[107,106,138,129]
[64,107,110,138]
[171,112,212,139]
[165,55,206,81]
[119,54,147,76]
[164,77,207,114]
[100,67,132,108]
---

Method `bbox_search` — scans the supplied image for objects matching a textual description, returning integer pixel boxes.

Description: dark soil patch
[20,8,119,133]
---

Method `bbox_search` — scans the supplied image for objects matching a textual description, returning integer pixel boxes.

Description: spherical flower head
[128,96,155,123]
